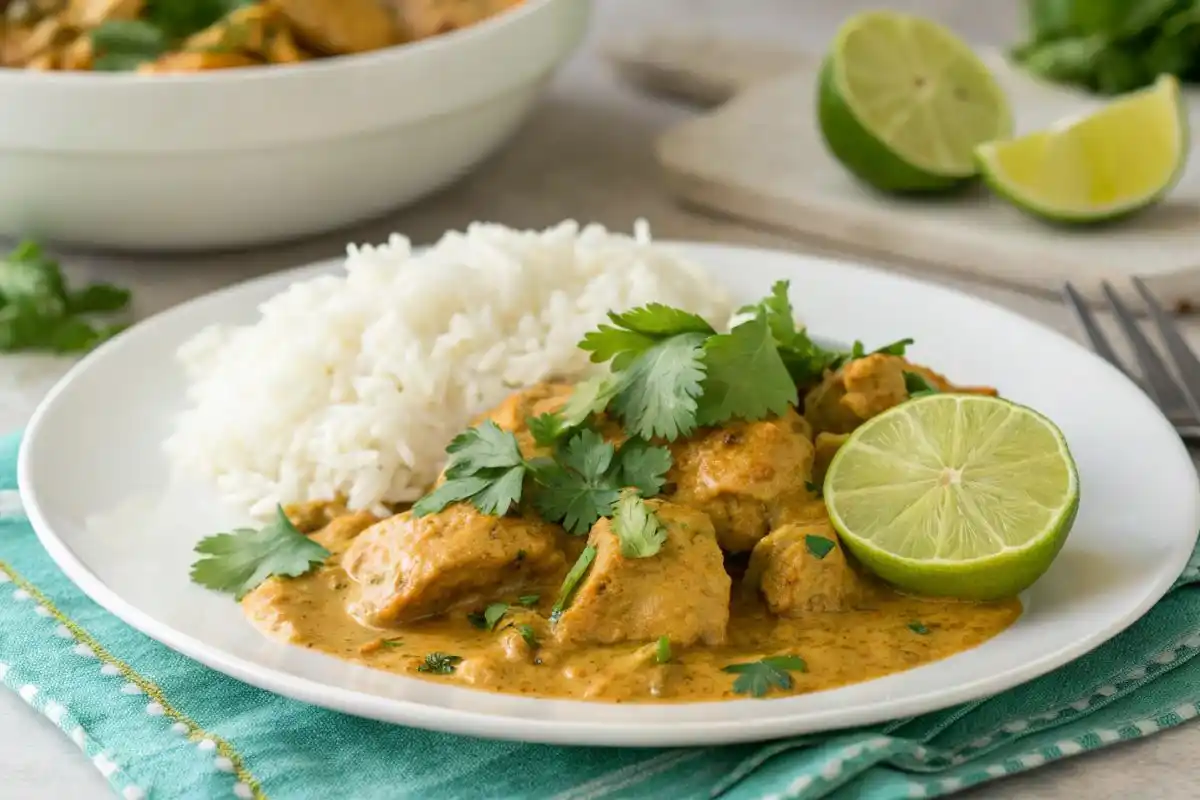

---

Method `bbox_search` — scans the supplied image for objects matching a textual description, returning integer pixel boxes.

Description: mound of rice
[166,220,733,518]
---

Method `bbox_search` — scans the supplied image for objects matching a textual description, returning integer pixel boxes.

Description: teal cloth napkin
[2,431,1200,800]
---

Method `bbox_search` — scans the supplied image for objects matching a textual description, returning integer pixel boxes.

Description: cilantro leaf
[613,438,673,496]
[873,338,914,357]
[527,413,567,448]
[533,430,622,534]
[413,422,530,518]
[561,374,620,428]
[443,422,524,478]
[517,594,540,607]
[518,624,540,649]
[417,652,462,675]
[610,332,708,440]
[607,304,715,337]
[559,429,616,481]
[411,476,491,517]
[190,505,330,600]
[611,490,668,558]
[696,314,797,426]
[90,19,168,71]
[904,371,940,398]
[551,545,597,621]
[580,304,714,370]
[469,466,526,516]
[656,636,672,664]
[908,621,931,635]
[533,465,621,535]
[483,602,509,631]
[66,284,131,314]
[579,325,658,369]
[723,655,807,698]
[805,535,836,560]
[737,281,840,384]
[466,610,488,629]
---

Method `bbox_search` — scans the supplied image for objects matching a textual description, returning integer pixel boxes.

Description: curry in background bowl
[1,0,524,73]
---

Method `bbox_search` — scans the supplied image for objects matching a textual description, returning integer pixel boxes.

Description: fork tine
[1131,278,1200,420]
[1062,282,1133,379]
[1101,281,1190,411]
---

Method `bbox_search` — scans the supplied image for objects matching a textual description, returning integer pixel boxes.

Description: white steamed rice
[166,220,733,518]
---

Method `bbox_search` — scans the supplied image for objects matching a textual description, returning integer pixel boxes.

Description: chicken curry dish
[1,0,522,73]
[186,280,1067,703]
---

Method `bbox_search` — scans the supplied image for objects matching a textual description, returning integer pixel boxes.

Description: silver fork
[1063,279,1200,443]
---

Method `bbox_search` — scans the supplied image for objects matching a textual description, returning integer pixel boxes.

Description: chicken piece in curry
[241,354,1022,703]
[0,0,523,72]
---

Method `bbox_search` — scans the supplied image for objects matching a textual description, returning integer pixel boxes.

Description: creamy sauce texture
[241,372,1018,704]
[243,509,1020,703]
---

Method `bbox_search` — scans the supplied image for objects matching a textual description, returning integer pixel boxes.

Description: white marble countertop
[3,1,1199,797]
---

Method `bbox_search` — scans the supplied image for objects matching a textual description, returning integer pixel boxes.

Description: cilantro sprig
[611,490,668,558]
[550,545,597,622]
[577,281,911,441]
[412,422,530,518]
[414,420,672,533]
[0,240,132,354]
[189,505,330,600]
[723,655,808,698]
[417,652,462,675]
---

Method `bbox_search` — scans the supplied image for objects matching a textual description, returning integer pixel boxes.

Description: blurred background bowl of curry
[0,0,589,251]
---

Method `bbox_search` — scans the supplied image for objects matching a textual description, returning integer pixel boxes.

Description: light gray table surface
[2,1,1198,797]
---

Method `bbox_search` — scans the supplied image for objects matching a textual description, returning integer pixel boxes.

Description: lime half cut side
[818,10,1012,192]
[823,394,1079,600]
[976,74,1188,223]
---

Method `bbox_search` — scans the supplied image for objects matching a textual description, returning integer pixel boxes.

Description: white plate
[18,243,1200,747]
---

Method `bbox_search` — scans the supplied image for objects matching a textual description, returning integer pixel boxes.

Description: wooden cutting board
[608,34,1200,307]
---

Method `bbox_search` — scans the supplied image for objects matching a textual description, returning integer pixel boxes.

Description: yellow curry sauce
[241,367,1020,704]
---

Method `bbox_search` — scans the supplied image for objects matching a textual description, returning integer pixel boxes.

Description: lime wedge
[818,11,1012,192]
[976,74,1188,223]
[823,394,1078,600]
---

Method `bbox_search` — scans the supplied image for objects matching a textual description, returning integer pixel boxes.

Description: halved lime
[823,394,1078,600]
[976,74,1188,223]
[818,11,1012,192]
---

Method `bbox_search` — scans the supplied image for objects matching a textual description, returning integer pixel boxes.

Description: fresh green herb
[189,505,330,600]
[908,621,931,635]
[517,594,540,607]
[417,652,462,675]
[467,610,487,629]
[1012,0,1200,94]
[611,489,668,558]
[533,429,623,534]
[550,545,597,622]
[412,422,529,517]
[655,636,672,664]
[805,535,836,560]
[516,549,527,562]
[904,371,941,399]
[527,412,568,448]
[833,337,916,370]
[379,638,404,649]
[608,333,708,440]
[804,480,820,496]
[518,624,540,649]
[723,655,808,698]
[560,374,620,429]
[580,304,715,369]
[91,19,169,70]
[0,241,132,354]
[483,602,509,631]
[532,430,673,535]
[737,280,841,384]
[695,312,797,425]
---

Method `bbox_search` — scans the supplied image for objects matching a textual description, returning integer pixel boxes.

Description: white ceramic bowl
[0,0,589,251]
